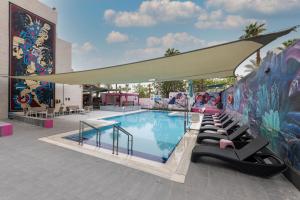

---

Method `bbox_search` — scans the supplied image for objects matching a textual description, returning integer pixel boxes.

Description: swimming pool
[64,111,186,163]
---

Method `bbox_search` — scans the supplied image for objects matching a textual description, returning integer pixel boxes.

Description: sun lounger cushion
[217,129,227,134]
[214,123,222,127]
[220,139,235,149]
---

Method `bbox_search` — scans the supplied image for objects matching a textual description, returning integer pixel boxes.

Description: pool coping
[38,110,202,183]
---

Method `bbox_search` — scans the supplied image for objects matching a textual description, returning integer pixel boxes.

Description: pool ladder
[78,121,133,155]
[112,125,133,155]
[79,121,101,147]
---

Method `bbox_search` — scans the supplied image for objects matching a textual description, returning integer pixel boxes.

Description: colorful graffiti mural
[222,41,300,171]
[168,92,187,110]
[193,92,221,108]
[9,3,55,112]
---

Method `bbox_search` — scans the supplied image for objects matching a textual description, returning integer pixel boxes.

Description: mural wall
[9,3,55,112]
[168,92,187,110]
[222,41,300,171]
[193,92,221,108]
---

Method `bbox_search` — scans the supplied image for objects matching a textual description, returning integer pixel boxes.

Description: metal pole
[184,111,186,133]
[79,121,81,145]
[96,130,99,147]
[131,137,133,155]
[98,130,101,146]
[62,84,65,105]
[127,135,129,154]
[186,97,189,131]
[116,129,119,155]
[112,126,115,154]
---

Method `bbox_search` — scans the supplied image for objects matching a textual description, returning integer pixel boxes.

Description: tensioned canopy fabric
[13,27,296,85]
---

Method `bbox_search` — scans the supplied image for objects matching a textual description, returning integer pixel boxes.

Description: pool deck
[0,110,299,200]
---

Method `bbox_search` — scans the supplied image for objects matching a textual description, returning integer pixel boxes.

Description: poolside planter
[44,119,54,128]
[0,122,13,136]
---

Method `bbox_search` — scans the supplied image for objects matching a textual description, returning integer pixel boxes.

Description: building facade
[0,0,82,119]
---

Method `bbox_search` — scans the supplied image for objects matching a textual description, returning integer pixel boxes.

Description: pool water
[64,111,186,163]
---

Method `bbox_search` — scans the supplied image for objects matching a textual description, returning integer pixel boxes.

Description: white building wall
[56,38,72,73]
[56,84,83,108]
[55,38,83,109]
[0,0,82,119]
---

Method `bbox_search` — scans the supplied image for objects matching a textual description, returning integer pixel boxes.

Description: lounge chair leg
[191,154,198,162]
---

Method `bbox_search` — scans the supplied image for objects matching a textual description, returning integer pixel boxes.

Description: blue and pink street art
[222,41,300,172]
[9,3,55,112]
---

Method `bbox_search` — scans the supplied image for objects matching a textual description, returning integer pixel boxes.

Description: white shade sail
[13,27,296,85]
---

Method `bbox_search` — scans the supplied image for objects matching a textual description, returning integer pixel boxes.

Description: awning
[13,27,296,85]
[83,85,109,93]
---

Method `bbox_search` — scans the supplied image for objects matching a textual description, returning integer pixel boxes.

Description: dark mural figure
[222,41,300,171]
[9,3,55,112]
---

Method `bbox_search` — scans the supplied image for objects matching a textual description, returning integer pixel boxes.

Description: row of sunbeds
[191,110,287,177]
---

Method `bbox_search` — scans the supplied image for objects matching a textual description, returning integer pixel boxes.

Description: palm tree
[240,22,266,66]
[244,59,259,74]
[277,39,298,50]
[124,83,130,92]
[156,48,184,98]
[164,48,180,57]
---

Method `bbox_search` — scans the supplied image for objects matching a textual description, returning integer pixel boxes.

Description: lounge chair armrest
[217,129,226,134]
[220,139,235,149]
[255,152,285,164]
[215,123,222,127]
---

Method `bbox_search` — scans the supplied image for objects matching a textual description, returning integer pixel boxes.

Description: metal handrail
[112,125,133,155]
[79,121,101,147]
[184,97,190,133]
[184,109,189,133]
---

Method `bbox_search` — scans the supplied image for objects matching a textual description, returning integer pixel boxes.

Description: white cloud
[104,1,265,29]
[106,31,129,43]
[81,42,95,51]
[206,0,300,14]
[124,47,164,62]
[72,42,103,69]
[146,32,205,50]
[104,0,202,27]
[104,9,116,20]
[105,11,156,27]
[72,42,95,54]
[72,57,103,70]
[206,40,228,47]
[125,32,227,63]
[195,10,259,29]
[146,37,161,47]
[139,0,202,21]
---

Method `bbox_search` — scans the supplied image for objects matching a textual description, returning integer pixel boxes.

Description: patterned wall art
[222,41,300,171]
[9,3,55,111]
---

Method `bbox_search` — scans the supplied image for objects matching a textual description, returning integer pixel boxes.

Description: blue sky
[39,0,300,76]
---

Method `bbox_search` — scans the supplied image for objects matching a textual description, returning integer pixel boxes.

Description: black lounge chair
[203,111,226,118]
[197,125,249,143]
[202,115,231,126]
[200,120,239,134]
[202,113,228,122]
[200,117,235,132]
[203,109,225,118]
[203,113,221,119]
[191,136,286,177]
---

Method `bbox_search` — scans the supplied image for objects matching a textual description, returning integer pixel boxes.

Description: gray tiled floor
[0,114,299,200]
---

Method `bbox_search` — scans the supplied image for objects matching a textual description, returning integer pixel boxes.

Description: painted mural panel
[223,41,300,171]
[9,3,55,112]
[168,92,187,110]
[193,92,221,108]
